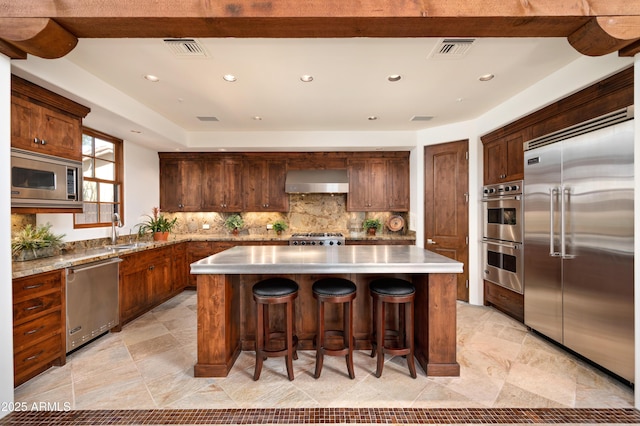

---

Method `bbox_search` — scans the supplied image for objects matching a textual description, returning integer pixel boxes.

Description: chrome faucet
[111,213,121,245]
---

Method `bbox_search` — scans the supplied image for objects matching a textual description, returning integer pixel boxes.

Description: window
[74,128,124,228]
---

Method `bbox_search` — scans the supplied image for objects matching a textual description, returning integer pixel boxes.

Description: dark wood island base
[194,271,460,378]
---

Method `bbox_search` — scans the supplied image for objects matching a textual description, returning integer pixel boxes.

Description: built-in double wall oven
[481,180,524,294]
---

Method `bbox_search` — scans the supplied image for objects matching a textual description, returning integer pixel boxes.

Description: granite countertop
[11,232,416,279]
[191,245,463,275]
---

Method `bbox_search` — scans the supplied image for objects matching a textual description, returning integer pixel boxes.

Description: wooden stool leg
[375,298,385,378]
[285,299,295,381]
[370,296,377,358]
[314,298,325,378]
[345,300,355,379]
[254,303,264,381]
[406,300,416,378]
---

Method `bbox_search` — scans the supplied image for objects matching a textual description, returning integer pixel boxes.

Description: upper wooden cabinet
[159,156,203,212]
[202,156,243,212]
[482,131,528,184]
[242,158,289,212]
[347,154,410,212]
[11,75,90,161]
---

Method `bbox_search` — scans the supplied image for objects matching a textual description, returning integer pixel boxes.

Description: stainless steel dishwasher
[66,257,122,352]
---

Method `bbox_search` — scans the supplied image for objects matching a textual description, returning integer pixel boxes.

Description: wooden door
[424,140,469,301]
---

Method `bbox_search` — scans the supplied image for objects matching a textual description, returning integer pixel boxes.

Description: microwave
[11,148,83,208]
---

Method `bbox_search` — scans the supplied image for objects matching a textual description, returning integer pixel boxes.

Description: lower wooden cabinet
[119,245,179,326]
[12,270,66,387]
[483,280,524,323]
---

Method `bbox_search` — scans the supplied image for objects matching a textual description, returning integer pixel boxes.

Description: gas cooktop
[289,232,345,246]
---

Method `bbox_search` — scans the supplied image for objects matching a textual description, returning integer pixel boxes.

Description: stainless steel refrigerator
[523,107,634,383]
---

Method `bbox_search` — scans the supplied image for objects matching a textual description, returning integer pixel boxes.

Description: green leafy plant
[362,218,382,231]
[11,223,65,258]
[224,213,244,231]
[137,207,178,235]
[272,220,287,233]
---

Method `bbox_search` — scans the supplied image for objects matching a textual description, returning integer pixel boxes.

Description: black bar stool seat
[369,278,416,378]
[312,277,357,379]
[253,277,299,381]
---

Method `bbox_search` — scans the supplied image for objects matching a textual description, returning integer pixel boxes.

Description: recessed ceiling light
[130,129,142,133]
[300,75,314,82]
[223,74,237,82]
[144,74,159,82]
[478,73,495,82]
[387,75,402,82]
[252,116,263,121]
[368,116,378,121]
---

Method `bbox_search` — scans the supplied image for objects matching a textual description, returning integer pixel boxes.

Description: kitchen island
[190,245,463,378]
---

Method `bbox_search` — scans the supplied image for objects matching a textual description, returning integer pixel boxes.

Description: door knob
[427,239,437,245]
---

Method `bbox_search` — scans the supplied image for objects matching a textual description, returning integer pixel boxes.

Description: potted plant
[12,223,65,262]
[363,218,382,236]
[272,220,287,236]
[137,207,178,241]
[225,213,244,236]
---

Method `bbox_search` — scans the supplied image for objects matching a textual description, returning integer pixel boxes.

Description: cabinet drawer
[14,333,63,378]
[13,293,61,324]
[484,280,524,323]
[13,271,62,301]
[13,311,62,351]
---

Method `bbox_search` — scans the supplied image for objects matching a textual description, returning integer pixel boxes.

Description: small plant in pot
[272,220,287,236]
[12,223,65,262]
[363,218,382,236]
[225,213,244,236]
[137,207,177,241]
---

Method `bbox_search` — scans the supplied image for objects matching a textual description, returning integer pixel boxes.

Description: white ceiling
[15,37,584,150]
[70,38,580,129]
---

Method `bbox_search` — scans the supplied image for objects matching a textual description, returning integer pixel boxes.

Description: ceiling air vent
[197,116,219,122]
[429,38,475,58]
[163,38,208,57]
[411,116,434,122]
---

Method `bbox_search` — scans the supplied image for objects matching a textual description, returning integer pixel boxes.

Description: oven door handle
[481,195,521,202]
[482,239,521,250]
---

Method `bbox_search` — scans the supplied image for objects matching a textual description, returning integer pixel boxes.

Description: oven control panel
[483,180,522,197]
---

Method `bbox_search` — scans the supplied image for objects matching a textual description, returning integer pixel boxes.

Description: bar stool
[312,277,357,379]
[252,277,299,381]
[369,278,416,378]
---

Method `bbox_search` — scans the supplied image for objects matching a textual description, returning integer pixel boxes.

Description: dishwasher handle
[68,258,122,275]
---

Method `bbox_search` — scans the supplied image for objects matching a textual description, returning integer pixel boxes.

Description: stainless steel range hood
[285,169,349,193]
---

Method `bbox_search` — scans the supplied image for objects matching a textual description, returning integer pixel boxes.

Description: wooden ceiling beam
[0,18,77,59]
[0,1,639,59]
[568,16,640,56]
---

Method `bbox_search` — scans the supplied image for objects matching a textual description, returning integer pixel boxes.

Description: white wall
[38,141,160,241]
[1,54,14,419]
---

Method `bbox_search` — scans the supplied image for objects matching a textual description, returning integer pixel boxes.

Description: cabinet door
[172,243,188,292]
[346,159,368,211]
[179,159,203,212]
[387,158,409,211]
[263,159,288,211]
[159,159,183,212]
[149,251,173,305]
[11,96,39,152]
[505,132,526,181]
[483,139,507,184]
[119,257,151,324]
[39,106,82,160]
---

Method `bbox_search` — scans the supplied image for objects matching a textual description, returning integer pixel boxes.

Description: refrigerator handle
[561,186,575,260]
[550,187,560,257]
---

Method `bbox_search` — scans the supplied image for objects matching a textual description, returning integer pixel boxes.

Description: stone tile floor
[8,289,635,424]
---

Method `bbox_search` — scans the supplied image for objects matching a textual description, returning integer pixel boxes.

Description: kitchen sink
[107,242,150,250]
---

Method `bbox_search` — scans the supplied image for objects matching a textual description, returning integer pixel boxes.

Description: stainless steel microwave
[11,148,83,208]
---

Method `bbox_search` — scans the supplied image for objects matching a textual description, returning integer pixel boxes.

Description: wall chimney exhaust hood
[285,169,349,193]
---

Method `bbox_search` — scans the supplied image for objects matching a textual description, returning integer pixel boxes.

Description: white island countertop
[190,245,463,275]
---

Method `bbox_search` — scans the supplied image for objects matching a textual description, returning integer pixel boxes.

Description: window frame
[74,127,124,229]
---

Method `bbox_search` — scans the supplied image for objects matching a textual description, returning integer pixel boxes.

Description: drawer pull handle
[24,326,45,336]
[23,283,44,290]
[25,304,44,311]
[24,350,44,362]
